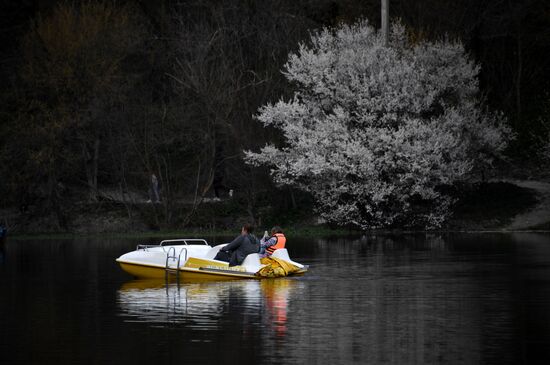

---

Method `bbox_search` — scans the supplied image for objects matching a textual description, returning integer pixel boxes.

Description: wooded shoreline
[4,179,549,238]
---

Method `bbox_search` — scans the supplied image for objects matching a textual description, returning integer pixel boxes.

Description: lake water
[1,233,550,364]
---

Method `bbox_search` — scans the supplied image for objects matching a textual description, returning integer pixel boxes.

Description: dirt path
[504,180,550,230]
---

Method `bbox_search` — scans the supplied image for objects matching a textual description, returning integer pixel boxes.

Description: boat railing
[176,247,188,270]
[136,239,208,251]
[136,244,161,251]
[160,239,209,246]
[165,246,177,277]
[164,246,188,280]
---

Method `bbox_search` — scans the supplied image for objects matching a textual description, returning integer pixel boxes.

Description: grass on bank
[8,225,359,241]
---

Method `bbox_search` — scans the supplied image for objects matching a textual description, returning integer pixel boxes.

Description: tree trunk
[515,31,522,124]
[381,0,389,47]
[83,139,100,201]
[290,188,298,209]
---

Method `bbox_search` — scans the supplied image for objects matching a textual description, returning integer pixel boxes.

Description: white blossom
[246,20,512,229]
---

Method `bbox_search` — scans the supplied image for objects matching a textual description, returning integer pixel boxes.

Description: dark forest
[1,0,549,233]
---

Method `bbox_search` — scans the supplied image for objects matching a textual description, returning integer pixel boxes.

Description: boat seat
[271,248,304,269]
[271,248,291,261]
[241,253,262,273]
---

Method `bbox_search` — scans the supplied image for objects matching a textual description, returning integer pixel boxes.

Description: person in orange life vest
[259,226,286,257]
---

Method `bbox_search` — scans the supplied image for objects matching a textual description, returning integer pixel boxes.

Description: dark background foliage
[0,0,548,231]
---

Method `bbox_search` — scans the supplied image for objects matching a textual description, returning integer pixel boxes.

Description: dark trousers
[213,250,241,266]
[214,250,231,262]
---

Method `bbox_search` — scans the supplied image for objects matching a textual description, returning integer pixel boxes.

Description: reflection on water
[262,279,291,337]
[117,278,296,337]
[287,234,521,364]
[1,233,550,364]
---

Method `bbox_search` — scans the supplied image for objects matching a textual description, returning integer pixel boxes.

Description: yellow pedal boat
[116,238,308,280]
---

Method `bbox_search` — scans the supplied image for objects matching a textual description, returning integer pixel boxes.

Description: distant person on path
[215,223,260,266]
[149,174,160,203]
[259,226,286,257]
[213,170,227,199]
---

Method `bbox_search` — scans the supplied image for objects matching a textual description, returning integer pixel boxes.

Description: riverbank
[2,179,549,238]
[7,225,357,241]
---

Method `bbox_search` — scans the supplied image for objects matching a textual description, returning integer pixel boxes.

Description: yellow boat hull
[117,258,307,281]
[117,257,260,281]
[118,262,172,279]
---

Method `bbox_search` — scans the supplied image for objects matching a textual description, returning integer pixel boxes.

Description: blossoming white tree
[245,20,512,229]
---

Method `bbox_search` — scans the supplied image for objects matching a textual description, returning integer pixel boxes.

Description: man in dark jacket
[215,223,259,266]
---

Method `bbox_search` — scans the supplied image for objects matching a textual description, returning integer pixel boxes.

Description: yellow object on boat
[256,256,301,278]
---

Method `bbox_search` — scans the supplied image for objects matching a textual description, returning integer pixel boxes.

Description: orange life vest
[266,233,286,254]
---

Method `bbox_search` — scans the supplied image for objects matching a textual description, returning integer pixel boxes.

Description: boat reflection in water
[261,279,291,337]
[117,278,297,334]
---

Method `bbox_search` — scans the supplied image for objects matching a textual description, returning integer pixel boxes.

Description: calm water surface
[1,233,550,364]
